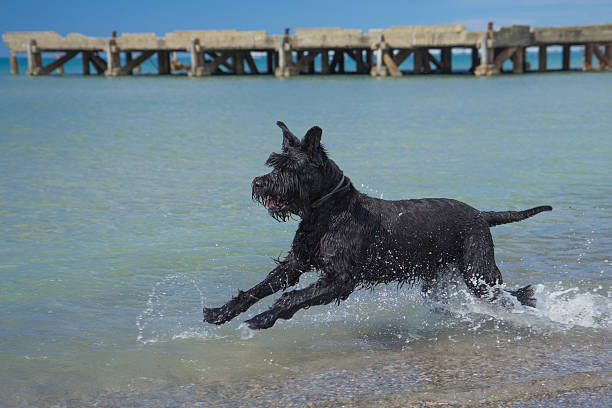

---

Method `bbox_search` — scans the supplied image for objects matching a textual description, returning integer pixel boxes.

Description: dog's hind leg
[203,256,304,325]
[245,276,355,330]
[459,229,503,299]
[459,229,536,307]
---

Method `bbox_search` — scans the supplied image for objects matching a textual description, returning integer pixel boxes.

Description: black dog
[204,122,551,330]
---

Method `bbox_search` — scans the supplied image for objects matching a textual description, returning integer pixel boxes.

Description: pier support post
[538,45,547,72]
[277,39,286,76]
[470,47,479,72]
[441,47,451,73]
[82,51,91,75]
[233,52,245,74]
[125,52,133,75]
[512,46,524,73]
[599,44,611,70]
[295,51,303,73]
[106,40,121,76]
[590,43,612,70]
[334,49,345,74]
[321,50,329,74]
[275,29,294,77]
[27,40,43,76]
[583,44,593,71]
[474,32,496,76]
[158,51,170,75]
[189,39,205,77]
[266,51,274,74]
[370,37,388,77]
[562,45,570,71]
[308,52,315,74]
[366,49,373,71]
[413,49,424,74]
[10,53,19,75]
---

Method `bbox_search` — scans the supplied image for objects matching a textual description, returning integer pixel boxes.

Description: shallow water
[0,60,610,406]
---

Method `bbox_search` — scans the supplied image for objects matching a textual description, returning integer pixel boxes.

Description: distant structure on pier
[3,23,611,77]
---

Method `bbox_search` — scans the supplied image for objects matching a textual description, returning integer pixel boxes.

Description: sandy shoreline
[18,331,609,408]
[52,368,611,408]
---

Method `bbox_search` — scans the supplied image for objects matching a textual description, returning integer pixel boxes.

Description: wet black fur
[204,122,552,330]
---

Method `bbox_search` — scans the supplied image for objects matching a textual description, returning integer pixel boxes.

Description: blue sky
[1,0,611,56]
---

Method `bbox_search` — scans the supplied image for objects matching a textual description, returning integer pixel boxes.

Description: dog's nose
[253,178,263,188]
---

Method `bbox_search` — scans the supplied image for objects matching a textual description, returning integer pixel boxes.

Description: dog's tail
[481,205,552,227]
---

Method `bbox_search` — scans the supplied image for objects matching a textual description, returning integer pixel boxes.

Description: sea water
[0,58,610,406]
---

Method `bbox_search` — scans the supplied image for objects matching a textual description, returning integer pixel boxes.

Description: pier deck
[3,23,611,77]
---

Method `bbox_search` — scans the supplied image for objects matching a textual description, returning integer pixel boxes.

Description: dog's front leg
[203,258,304,325]
[245,276,355,330]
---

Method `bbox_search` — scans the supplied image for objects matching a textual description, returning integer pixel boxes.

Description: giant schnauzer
[204,122,551,330]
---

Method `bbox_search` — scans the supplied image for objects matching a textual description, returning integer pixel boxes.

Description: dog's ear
[277,121,300,151]
[302,126,322,162]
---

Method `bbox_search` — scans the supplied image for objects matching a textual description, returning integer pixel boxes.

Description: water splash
[136,268,609,347]
[529,283,611,328]
[136,272,219,344]
[423,277,611,332]
[237,323,257,340]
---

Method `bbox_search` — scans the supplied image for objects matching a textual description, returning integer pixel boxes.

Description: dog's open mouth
[255,195,292,222]
[265,196,287,211]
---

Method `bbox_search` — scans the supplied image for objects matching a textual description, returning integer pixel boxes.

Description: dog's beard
[252,192,298,222]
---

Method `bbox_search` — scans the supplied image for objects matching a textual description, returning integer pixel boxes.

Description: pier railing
[3,23,611,77]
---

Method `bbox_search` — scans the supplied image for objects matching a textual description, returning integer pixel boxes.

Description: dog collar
[311,176,350,208]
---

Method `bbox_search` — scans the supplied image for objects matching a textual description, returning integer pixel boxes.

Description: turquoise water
[0,60,610,406]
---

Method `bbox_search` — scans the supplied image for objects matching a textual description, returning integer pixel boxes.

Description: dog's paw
[510,285,537,308]
[244,311,277,330]
[203,306,231,325]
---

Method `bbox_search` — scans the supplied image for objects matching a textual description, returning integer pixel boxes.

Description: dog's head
[252,121,343,221]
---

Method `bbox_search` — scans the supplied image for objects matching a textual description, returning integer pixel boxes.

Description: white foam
[425,279,611,331]
[528,283,611,329]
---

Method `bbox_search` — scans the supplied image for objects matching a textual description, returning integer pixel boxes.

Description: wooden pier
[3,23,612,77]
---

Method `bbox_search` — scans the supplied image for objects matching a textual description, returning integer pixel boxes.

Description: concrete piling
[266,51,275,74]
[321,50,329,74]
[474,32,495,76]
[125,52,133,75]
[10,52,18,74]
[539,45,547,72]
[562,45,571,71]
[512,46,524,73]
[82,51,91,75]
[157,51,170,75]
[189,38,204,77]
[441,47,451,73]
[106,39,121,76]
[27,39,42,76]
[584,44,593,71]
